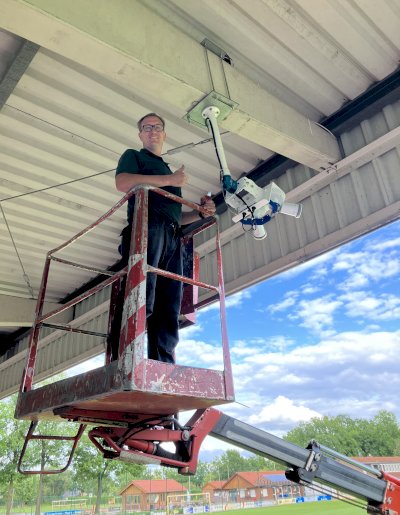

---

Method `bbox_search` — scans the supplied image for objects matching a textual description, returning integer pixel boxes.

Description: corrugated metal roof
[0,0,400,342]
[147,0,400,118]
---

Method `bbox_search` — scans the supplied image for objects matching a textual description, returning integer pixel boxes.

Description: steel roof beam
[0,0,340,171]
[0,32,39,111]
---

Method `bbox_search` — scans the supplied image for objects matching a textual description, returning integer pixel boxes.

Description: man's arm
[181,196,216,225]
[115,165,187,193]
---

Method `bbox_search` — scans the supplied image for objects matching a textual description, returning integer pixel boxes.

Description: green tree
[209,449,276,481]
[0,393,78,514]
[0,395,31,515]
[284,410,400,457]
[154,462,210,492]
[1,374,85,513]
[73,433,144,513]
[357,411,400,456]
[246,454,277,471]
[42,471,74,501]
[210,450,248,480]
[22,418,81,515]
[13,474,38,507]
[190,461,212,489]
[114,459,148,493]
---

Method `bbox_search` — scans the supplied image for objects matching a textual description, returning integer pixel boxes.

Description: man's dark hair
[137,113,165,131]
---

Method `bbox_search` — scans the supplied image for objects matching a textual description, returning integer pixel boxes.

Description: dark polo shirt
[116,148,182,225]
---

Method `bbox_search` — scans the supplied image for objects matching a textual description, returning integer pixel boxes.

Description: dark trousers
[113,217,183,363]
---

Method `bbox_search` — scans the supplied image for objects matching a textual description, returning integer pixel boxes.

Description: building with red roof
[119,479,187,512]
[352,456,400,479]
[202,480,225,503]
[202,470,305,506]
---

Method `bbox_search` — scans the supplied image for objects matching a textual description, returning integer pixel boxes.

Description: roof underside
[0,0,399,346]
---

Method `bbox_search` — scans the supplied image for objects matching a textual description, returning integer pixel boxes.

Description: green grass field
[211,501,360,515]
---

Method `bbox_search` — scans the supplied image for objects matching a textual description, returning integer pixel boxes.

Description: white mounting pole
[202,106,231,177]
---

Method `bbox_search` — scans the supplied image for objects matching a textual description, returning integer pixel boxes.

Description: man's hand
[200,195,216,216]
[169,165,188,187]
[180,193,216,225]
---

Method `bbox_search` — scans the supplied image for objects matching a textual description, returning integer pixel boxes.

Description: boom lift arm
[80,407,400,515]
[210,411,400,515]
[79,408,400,515]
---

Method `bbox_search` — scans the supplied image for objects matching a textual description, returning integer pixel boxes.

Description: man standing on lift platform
[115,113,216,364]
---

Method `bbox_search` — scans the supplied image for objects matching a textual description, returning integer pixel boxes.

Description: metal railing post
[20,254,51,393]
[118,187,149,384]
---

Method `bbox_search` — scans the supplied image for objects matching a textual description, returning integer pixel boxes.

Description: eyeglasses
[140,124,164,133]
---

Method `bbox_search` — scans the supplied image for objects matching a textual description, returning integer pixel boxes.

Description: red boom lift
[14,186,400,515]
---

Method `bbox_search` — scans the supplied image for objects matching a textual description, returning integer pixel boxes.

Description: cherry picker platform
[15,185,233,471]
[14,186,400,514]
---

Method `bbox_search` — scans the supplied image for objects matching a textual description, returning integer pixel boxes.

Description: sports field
[211,501,360,515]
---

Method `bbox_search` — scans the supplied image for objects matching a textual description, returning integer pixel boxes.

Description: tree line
[1,393,399,515]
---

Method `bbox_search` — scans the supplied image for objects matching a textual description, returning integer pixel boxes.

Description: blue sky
[69,219,400,458]
[177,219,400,454]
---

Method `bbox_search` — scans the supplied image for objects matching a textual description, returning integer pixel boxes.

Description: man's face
[138,116,166,155]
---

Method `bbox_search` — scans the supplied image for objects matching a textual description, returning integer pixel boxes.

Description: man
[115,113,215,363]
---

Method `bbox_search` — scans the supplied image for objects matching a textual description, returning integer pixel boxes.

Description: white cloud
[226,290,252,308]
[290,296,342,335]
[247,396,321,425]
[332,251,365,271]
[279,248,339,279]
[230,336,295,359]
[369,236,400,251]
[221,330,400,434]
[264,228,399,336]
[231,340,256,357]
[269,291,298,313]
[310,265,329,279]
[177,338,224,369]
[184,331,400,435]
[334,250,400,290]
[255,335,295,351]
[340,291,400,321]
[201,435,239,455]
[200,290,251,312]
[341,271,369,289]
[180,323,204,338]
[66,354,104,377]
[302,286,320,295]
[176,325,399,436]
[365,324,381,331]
